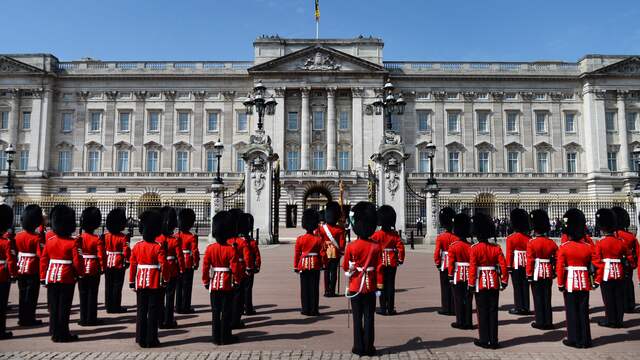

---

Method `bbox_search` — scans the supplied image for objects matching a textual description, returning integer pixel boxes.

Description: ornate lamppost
[421,141,440,242]
[212,139,224,185]
[243,80,277,134]
[633,145,640,191]
[425,141,438,190]
[372,79,406,143]
[4,144,15,192]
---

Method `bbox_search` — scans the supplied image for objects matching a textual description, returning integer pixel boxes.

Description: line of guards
[434,205,639,349]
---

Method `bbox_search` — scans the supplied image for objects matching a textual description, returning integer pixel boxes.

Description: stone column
[73,92,89,171]
[351,87,364,169]
[433,92,446,172]
[273,88,286,159]
[462,92,476,172]
[133,91,147,171]
[9,89,21,148]
[300,87,311,170]
[162,91,176,171]
[550,93,563,172]
[583,86,608,174]
[617,91,630,172]
[33,88,53,171]
[102,91,118,171]
[491,92,505,172]
[192,91,206,172]
[326,87,337,170]
[221,91,235,172]
[425,188,440,244]
[521,92,534,172]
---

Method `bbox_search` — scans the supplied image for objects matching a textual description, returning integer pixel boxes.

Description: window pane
[176,151,188,172]
[287,151,299,171]
[567,153,577,173]
[237,113,248,131]
[313,111,324,130]
[507,112,518,132]
[147,151,158,172]
[149,111,159,131]
[477,112,489,133]
[19,151,28,170]
[419,151,431,172]
[0,152,6,170]
[338,151,350,170]
[208,112,218,131]
[565,113,575,133]
[206,151,218,172]
[447,113,459,132]
[62,113,73,132]
[22,112,31,129]
[478,152,489,173]
[117,151,129,172]
[627,112,637,132]
[535,113,546,133]
[448,152,459,173]
[418,111,430,132]
[312,151,325,170]
[119,112,130,131]
[507,151,519,173]
[90,112,101,131]
[236,155,245,172]
[605,111,616,131]
[87,150,100,172]
[58,151,71,172]
[537,152,548,173]
[0,112,8,129]
[608,152,618,171]
[178,112,189,131]
[339,111,349,130]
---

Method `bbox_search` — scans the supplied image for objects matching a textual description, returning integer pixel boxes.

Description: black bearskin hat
[611,206,630,230]
[48,204,66,227]
[596,208,617,233]
[159,206,177,236]
[453,213,471,240]
[0,204,13,234]
[377,205,396,231]
[318,209,326,224]
[212,211,234,244]
[352,201,377,240]
[439,207,456,232]
[21,204,43,233]
[562,208,586,242]
[178,208,196,232]
[472,213,495,241]
[81,207,102,233]
[139,209,162,242]
[324,201,341,226]
[106,208,127,234]
[227,208,243,237]
[51,205,75,238]
[238,212,253,237]
[530,209,550,235]
[510,208,530,234]
[302,208,320,233]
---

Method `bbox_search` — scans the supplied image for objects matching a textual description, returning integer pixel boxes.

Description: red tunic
[294,233,326,271]
[156,234,185,279]
[506,232,530,270]
[370,229,405,267]
[104,232,130,269]
[469,242,508,291]
[615,230,638,269]
[40,235,83,284]
[447,240,471,284]
[202,242,241,291]
[15,230,42,275]
[593,235,633,284]
[129,240,169,289]
[176,231,200,270]
[78,232,105,276]
[556,240,593,292]
[560,233,594,246]
[0,236,16,282]
[246,238,261,272]
[342,238,384,294]
[434,231,459,271]
[318,224,346,259]
[45,230,56,242]
[228,237,252,279]
[526,236,558,280]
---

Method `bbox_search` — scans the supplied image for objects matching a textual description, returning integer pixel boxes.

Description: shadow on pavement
[593,329,640,346]
[398,307,440,315]
[11,325,127,340]
[497,316,535,326]
[381,336,474,353]
[237,329,334,342]
[500,330,565,347]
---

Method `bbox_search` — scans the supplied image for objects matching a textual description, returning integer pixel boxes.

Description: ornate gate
[271,161,281,243]
[405,180,426,233]
[223,179,245,211]
[367,164,377,204]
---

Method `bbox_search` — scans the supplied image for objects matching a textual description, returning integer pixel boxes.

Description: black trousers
[324,258,339,296]
[0,282,9,335]
[475,289,499,345]
[601,280,625,327]
[379,267,397,314]
[531,279,553,327]
[232,278,247,326]
[439,269,454,314]
[47,283,75,342]
[564,291,591,347]
[162,277,177,326]
[176,269,194,313]
[350,292,376,355]
[244,273,255,313]
[511,269,530,311]
[104,268,125,312]
[623,270,637,312]
[136,289,162,347]
[452,282,472,328]
[210,291,233,344]
[300,270,320,315]
[78,275,100,324]
[17,274,40,325]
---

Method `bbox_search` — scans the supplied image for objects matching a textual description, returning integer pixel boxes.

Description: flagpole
[316,19,319,39]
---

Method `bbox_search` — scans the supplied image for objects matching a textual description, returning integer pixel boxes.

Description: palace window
[119,111,130,132]
[0,152,6,170]
[312,150,325,170]
[0,111,8,129]
[22,111,31,130]
[537,152,548,173]
[207,112,219,132]
[605,111,616,131]
[565,113,576,133]
[287,151,300,171]
[339,111,349,130]
[448,151,460,173]
[116,150,129,172]
[18,150,28,170]
[631,152,640,171]
[507,151,519,173]
[148,111,160,132]
[478,151,489,173]
[566,152,577,173]
[535,112,547,133]
[607,151,618,172]
[419,151,431,173]
[206,150,218,172]
[89,111,101,132]
[313,111,324,130]
[627,112,637,131]
[338,151,350,170]
[477,111,489,133]
[236,154,245,172]
[58,150,72,172]
[506,112,519,133]
[417,111,431,132]
[146,150,158,172]
[176,150,189,172]
[390,113,400,132]
[178,111,190,132]
[287,112,298,131]
[237,112,248,132]
[62,112,73,133]
[447,112,460,133]
[87,150,100,172]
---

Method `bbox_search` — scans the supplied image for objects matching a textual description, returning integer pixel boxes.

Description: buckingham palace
[1,35,640,235]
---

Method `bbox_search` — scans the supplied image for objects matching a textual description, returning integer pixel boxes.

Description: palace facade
[1,36,639,229]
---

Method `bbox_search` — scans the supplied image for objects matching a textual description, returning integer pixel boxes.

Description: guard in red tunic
[294,209,326,316]
[611,206,639,313]
[526,209,558,330]
[469,213,508,349]
[77,207,104,326]
[371,205,405,316]
[447,213,472,329]
[40,205,83,342]
[0,204,16,340]
[176,208,199,314]
[593,208,633,328]
[506,208,532,315]
[318,201,346,297]
[227,208,252,328]
[104,208,130,313]
[15,204,44,326]
[130,209,169,348]
[240,213,261,315]
[557,208,593,348]
[434,207,457,315]
[343,202,384,356]
[203,211,242,345]
[156,206,184,329]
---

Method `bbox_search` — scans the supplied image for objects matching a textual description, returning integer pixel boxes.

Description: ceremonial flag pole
[315,0,320,39]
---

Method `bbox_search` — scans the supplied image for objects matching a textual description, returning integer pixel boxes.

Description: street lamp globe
[5,144,15,162]
[425,141,436,158]
[213,139,224,185]
[213,139,224,157]
[395,93,406,115]
[243,94,254,115]
[265,95,277,116]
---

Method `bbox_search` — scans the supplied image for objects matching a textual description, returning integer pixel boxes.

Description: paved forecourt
[1,236,640,357]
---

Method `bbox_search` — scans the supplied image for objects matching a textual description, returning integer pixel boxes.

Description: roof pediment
[0,56,47,75]
[587,56,640,77]
[248,45,387,74]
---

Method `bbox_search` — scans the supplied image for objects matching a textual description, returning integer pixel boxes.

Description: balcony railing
[55,61,254,74]
[383,61,580,75]
[49,171,244,179]
[408,172,588,179]
[282,170,367,178]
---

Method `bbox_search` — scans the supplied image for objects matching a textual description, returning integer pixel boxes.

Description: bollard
[256,228,260,243]
[399,230,402,242]
[410,231,415,250]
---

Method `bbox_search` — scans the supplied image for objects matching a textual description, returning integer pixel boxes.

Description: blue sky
[2,0,638,62]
